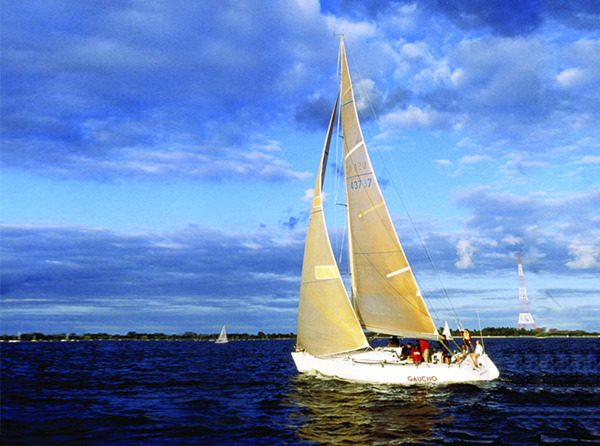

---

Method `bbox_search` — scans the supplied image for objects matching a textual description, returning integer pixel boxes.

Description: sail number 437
[350,178,372,190]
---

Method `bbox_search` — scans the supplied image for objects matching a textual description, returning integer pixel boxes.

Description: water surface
[2,338,599,444]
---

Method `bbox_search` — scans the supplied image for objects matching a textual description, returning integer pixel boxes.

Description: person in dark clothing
[400,342,412,360]
[440,335,451,364]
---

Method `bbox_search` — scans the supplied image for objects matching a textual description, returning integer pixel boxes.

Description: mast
[517,253,537,330]
[339,37,359,313]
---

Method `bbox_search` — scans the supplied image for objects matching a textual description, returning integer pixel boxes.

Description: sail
[443,321,452,339]
[339,38,438,340]
[216,325,228,343]
[296,96,369,357]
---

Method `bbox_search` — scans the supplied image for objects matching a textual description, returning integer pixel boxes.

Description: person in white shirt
[469,339,484,366]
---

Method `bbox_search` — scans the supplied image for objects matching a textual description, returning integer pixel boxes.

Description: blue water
[2,338,599,445]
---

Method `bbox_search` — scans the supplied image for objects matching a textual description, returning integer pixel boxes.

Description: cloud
[302,188,315,202]
[455,239,476,269]
[330,0,599,38]
[450,186,600,272]
[295,95,337,130]
[556,68,588,88]
[0,224,304,333]
[383,105,449,129]
[444,154,493,177]
[566,243,600,269]
[435,159,453,168]
[437,0,543,37]
[573,155,600,165]
[459,155,492,165]
[1,0,332,182]
[545,1,600,30]
[502,236,523,246]
[3,0,599,183]
[2,1,599,334]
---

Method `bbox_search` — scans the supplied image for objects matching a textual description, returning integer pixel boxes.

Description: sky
[2,0,599,336]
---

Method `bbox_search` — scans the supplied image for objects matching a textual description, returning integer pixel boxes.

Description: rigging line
[337,204,348,266]
[413,275,444,327]
[476,308,485,350]
[334,42,345,263]
[346,40,462,329]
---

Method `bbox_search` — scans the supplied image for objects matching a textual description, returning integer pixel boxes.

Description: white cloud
[502,235,523,246]
[384,106,447,129]
[435,159,453,168]
[401,41,432,62]
[302,188,314,202]
[450,68,466,86]
[574,155,600,165]
[566,243,599,269]
[459,154,492,165]
[354,78,381,114]
[295,0,320,15]
[556,68,588,88]
[502,154,549,173]
[455,239,476,269]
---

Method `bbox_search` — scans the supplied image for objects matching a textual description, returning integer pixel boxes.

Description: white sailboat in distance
[443,321,453,339]
[215,325,229,344]
[291,36,499,384]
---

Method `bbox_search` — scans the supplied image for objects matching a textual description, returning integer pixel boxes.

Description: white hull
[291,349,499,385]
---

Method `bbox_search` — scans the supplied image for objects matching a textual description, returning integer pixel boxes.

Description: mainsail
[296,95,369,357]
[339,39,438,340]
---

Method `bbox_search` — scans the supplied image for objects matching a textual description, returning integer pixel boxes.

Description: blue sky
[2,0,599,335]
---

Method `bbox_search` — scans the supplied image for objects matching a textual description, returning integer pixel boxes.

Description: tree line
[2,326,598,342]
[0,331,297,342]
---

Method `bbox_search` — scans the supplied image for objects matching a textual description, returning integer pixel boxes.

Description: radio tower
[517,253,537,330]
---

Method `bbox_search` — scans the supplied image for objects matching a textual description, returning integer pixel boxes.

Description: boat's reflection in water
[287,374,450,445]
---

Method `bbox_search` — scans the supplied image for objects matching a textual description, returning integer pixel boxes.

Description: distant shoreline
[2,334,598,343]
[2,327,598,342]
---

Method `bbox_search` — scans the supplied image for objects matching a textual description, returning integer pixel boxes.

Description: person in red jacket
[418,339,430,362]
[409,345,422,363]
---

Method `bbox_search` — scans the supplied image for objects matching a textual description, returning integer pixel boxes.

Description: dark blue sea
[2,338,599,445]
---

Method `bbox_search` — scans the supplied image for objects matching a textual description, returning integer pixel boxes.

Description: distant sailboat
[291,36,499,384]
[443,321,453,339]
[215,325,229,344]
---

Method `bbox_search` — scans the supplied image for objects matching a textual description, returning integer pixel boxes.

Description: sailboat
[443,321,453,339]
[291,36,499,384]
[215,325,229,344]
